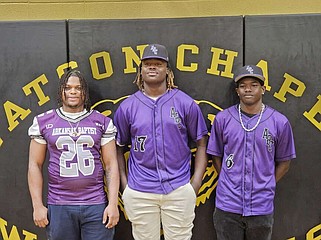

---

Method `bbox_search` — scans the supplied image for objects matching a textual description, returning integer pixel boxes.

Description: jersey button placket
[244,130,254,215]
[154,103,167,193]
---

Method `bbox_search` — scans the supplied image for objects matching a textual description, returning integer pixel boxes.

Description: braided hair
[133,62,177,91]
[57,69,91,111]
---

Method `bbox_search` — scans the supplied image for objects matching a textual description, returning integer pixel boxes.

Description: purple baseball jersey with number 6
[31,109,112,205]
[114,88,208,194]
[207,104,296,216]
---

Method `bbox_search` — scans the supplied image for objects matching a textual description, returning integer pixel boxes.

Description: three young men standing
[28,45,295,240]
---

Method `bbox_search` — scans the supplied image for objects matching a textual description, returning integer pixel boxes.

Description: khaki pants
[122,183,197,240]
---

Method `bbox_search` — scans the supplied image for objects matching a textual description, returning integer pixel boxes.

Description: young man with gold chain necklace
[27,69,119,240]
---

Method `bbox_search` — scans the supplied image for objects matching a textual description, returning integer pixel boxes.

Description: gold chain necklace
[238,104,265,132]
[67,120,81,137]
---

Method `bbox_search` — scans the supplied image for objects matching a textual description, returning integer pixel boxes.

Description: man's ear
[236,88,240,96]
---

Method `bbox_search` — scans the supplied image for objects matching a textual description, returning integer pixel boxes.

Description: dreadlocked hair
[133,64,177,91]
[57,69,91,111]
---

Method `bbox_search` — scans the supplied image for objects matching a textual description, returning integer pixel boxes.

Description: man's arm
[212,156,222,175]
[28,139,48,228]
[190,135,208,195]
[275,160,291,182]
[116,145,128,192]
[101,139,120,228]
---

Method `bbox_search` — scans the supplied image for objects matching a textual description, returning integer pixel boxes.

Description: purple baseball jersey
[30,109,113,205]
[207,104,296,216]
[114,88,208,194]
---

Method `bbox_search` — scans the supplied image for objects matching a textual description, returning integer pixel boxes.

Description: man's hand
[103,204,120,229]
[33,205,49,228]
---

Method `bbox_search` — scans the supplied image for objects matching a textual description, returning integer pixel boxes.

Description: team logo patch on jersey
[262,128,274,152]
[170,107,182,129]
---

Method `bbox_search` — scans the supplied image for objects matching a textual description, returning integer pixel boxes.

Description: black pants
[213,208,274,240]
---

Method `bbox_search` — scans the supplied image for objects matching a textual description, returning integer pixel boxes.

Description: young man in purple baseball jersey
[27,70,120,240]
[207,65,296,240]
[114,44,208,240]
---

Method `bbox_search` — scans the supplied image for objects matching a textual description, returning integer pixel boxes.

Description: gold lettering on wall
[274,73,306,102]
[56,61,78,78]
[22,74,50,106]
[257,60,271,91]
[303,95,321,131]
[176,44,199,72]
[4,101,31,132]
[122,45,147,74]
[0,217,37,240]
[207,47,238,78]
[89,51,113,80]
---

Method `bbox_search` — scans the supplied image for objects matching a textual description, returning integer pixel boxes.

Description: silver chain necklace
[238,104,265,132]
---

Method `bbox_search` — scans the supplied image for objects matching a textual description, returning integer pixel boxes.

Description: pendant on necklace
[70,129,80,137]
[67,120,81,137]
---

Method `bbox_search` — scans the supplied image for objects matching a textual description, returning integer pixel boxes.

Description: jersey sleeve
[28,117,47,144]
[114,105,130,147]
[101,119,117,146]
[186,101,208,142]
[275,120,296,161]
[207,112,224,157]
